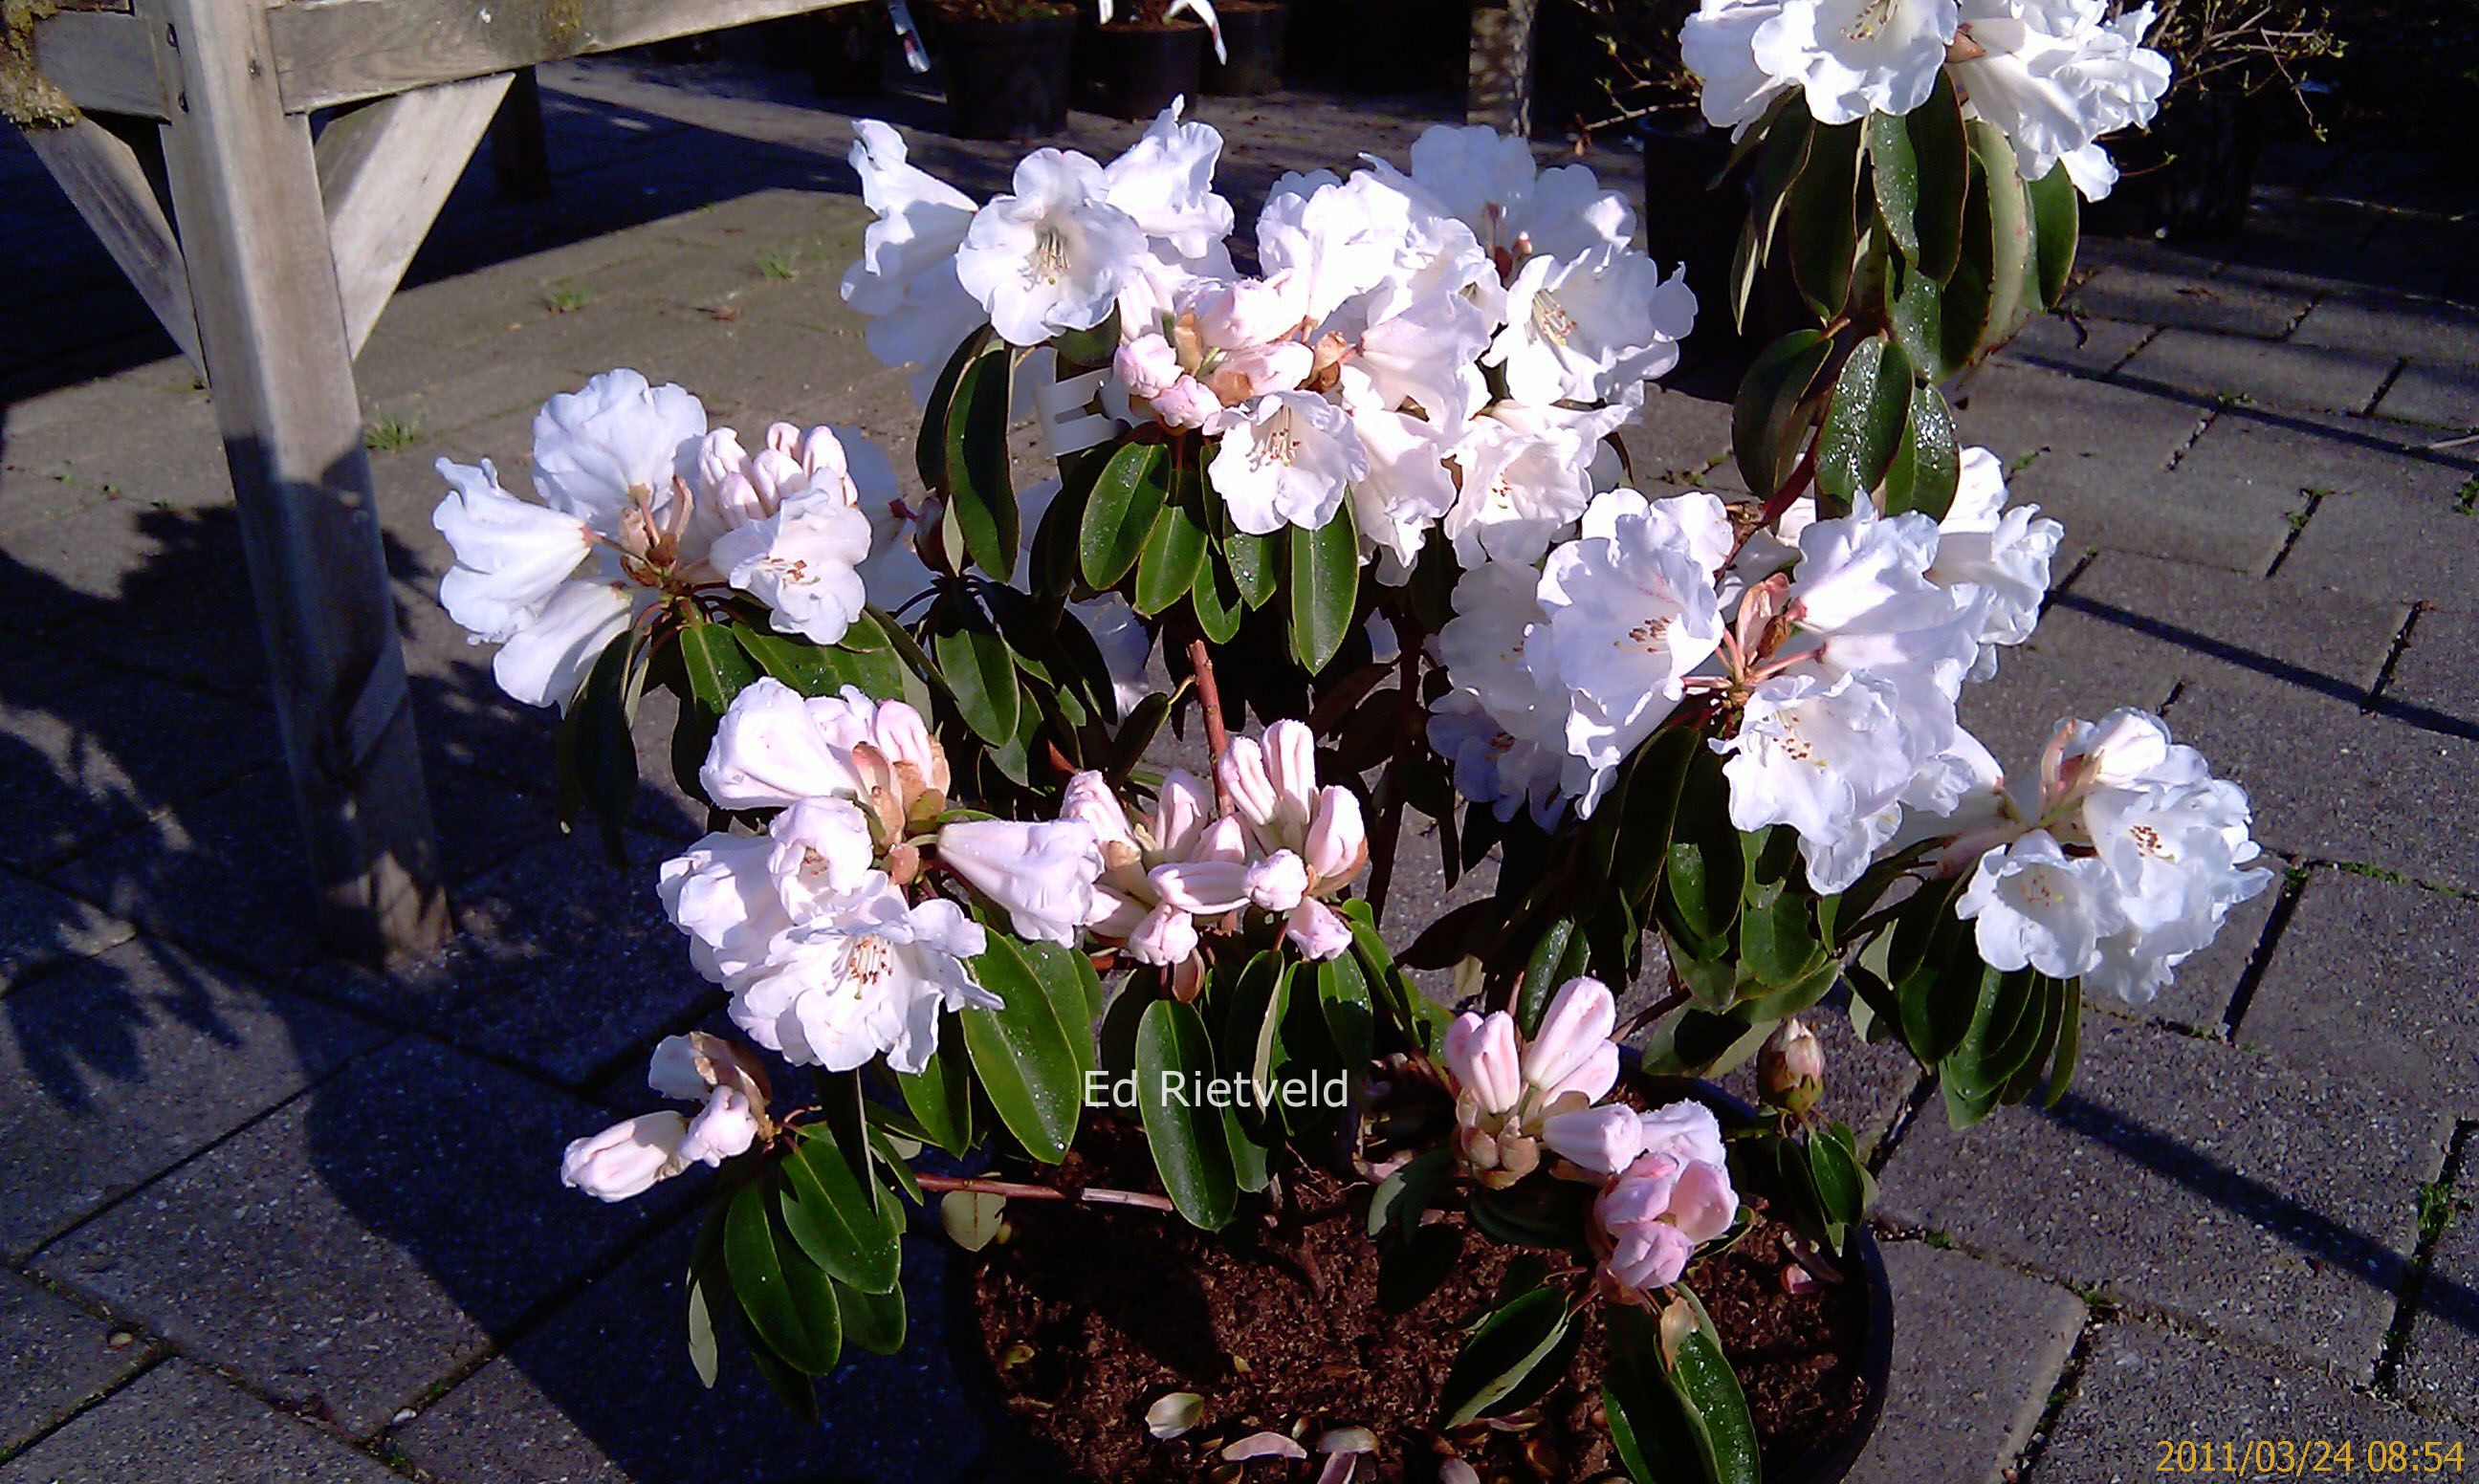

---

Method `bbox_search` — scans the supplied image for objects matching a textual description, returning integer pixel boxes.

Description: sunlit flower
[955,148,1148,346]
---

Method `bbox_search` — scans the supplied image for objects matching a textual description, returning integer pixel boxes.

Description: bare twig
[1187,634,1236,817]
[912,1172,1178,1213]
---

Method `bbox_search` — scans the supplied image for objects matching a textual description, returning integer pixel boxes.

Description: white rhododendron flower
[937,818,1107,946]
[1487,249,1696,406]
[1684,0,1962,128]
[562,1032,776,1202]
[1715,669,1922,894]
[955,148,1149,346]
[1210,391,1370,535]
[659,796,879,991]
[841,120,984,394]
[733,880,995,1075]
[1537,491,1730,774]
[1956,827,2125,977]
[1950,0,2171,199]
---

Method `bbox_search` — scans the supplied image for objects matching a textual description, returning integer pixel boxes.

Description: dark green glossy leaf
[1731,329,1833,500]
[1368,1146,1454,1240]
[832,1276,906,1355]
[1966,121,2036,352]
[1134,998,1239,1230]
[1437,1286,1571,1427]
[1880,377,1961,519]
[724,1178,842,1375]
[1288,501,1360,674]
[894,1028,975,1156]
[677,618,756,717]
[1734,101,1815,329]
[1133,499,1210,617]
[2026,160,2080,310]
[1870,69,1969,283]
[1786,119,1864,319]
[1020,937,1106,1045]
[1518,915,1586,1037]
[941,342,1017,578]
[1376,1220,1465,1314]
[1191,555,1244,643]
[779,1132,901,1294]
[1660,1288,1763,1484]
[1223,527,1281,608]
[959,930,1085,1163]
[1815,336,1915,516]
[1316,950,1375,1080]
[1109,690,1173,783]
[558,629,643,864]
[932,622,1021,746]
[1079,439,1171,589]
[914,325,993,490]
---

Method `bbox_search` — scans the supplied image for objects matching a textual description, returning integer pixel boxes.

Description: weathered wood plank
[269,0,870,113]
[315,72,510,354]
[140,0,450,961]
[21,115,201,370]
[31,9,165,119]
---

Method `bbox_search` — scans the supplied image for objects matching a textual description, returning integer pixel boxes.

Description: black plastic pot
[1086,20,1209,120]
[2082,93,2262,240]
[1203,1,1287,96]
[948,1080,1895,1483]
[937,12,1079,141]
[1340,0,1467,93]
[809,8,890,97]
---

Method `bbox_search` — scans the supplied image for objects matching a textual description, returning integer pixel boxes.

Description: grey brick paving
[2,46,2474,1482]
[2029,1320,2425,1484]
[2239,869,2479,1117]
[1877,1013,2450,1379]
[0,1360,401,1483]
[32,1037,665,1437]
[1846,1242,2087,1484]
[0,1269,157,1455]
[0,940,386,1258]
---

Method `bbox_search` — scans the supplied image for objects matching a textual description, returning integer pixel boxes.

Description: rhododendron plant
[431,54,2267,1477]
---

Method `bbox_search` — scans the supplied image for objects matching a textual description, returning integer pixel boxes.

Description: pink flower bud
[1245,850,1310,911]
[1262,720,1319,832]
[1153,769,1212,858]
[1115,332,1185,398]
[678,1085,761,1165]
[1284,899,1353,961]
[1304,785,1368,887]
[1128,902,1201,966]
[1758,1017,1825,1112]
[938,818,1104,946]
[1086,883,1149,938]
[1444,1011,1523,1116]
[1522,977,1618,1102]
[1150,375,1224,429]
[1217,736,1281,830]
[1151,859,1251,914]
[561,1114,689,1202]
[1541,1104,1645,1175]
[1638,1099,1727,1168]
[1193,816,1251,864]
[868,699,948,796]
[1061,770,1138,848]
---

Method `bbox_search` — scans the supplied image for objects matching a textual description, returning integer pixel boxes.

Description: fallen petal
[1223,1430,1309,1461]
[1146,1391,1205,1441]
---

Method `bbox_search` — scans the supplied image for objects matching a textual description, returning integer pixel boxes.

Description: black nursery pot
[1643,124,1812,385]
[2081,92,2262,240]
[1086,20,1210,120]
[938,12,1079,140]
[1340,0,1467,92]
[1203,1,1288,96]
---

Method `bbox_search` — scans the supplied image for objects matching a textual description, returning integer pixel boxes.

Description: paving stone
[2238,868,2479,1117]
[302,829,717,1091]
[1846,1243,2087,1484]
[0,1359,400,1483]
[2175,403,2477,509]
[1954,362,2208,476]
[1876,1014,2450,1379]
[2118,328,2398,417]
[2056,551,2412,706]
[1618,384,1736,487]
[1994,312,2156,378]
[0,1269,157,1454]
[2380,605,2479,728]
[2272,486,2479,616]
[0,939,387,1258]
[2395,1156,2479,1422]
[396,1215,984,1484]
[2291,293,2479,371]
[0,493,247,637]
[33,1037,663,1437]
[2064,257,2308,338]
[0,867,132,993]
[2030,1319,2422,1484]
[1959,601,2184,756]
[2163,678,2475,896]
[0,369,222,518]
[2375,360,2479,433]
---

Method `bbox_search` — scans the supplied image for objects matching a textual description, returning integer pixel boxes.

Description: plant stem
[1187,634,1236,817]
[912,1172,1177,1213]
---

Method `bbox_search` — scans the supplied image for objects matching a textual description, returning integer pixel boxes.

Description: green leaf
[1734,101,1815,329]
[678,617,759,717]
[1316,949,1375,1078]
[915,326,993,491]
[1870,68,1969,283]
[832,1277,907,1355]
[1020,937,1106,1047]
[1806,1124,1865,1248]
[1109,691,1174,783]
[1191,556,1244,644]
[1376,1222,1465,1314]
[1080,439,1171,589]
[1467,1179,1597,1250]
[894,1030,975,1156]
[1223,527,1281,608]
[558,629,643,863]
[941,341,1017,578]
[1731,329,1833,500]
[1658,1289,1762,1484]
[1517,915,1586,1037]
[685,1266,721,1388]
[1437,1287,1572,1427]
[1815,336,1915,516]
[2025,161,2080,310]
[1786,119,1865,319]
[1741,889,1825,990]
[1604,1308,1700,1484]
[2043,977,2084,1106]
[1966,121,2036,353]
[1133,499,1210,617]
[730,615,906,701]
[1134,998,1239,1230]
[958,930,1086,1163]
[724,1178,842,1375]
[1223,1099,1275,1193]
[1879,377,1962,520]
[932,622,1021,746]
[1288,502,1360,674]
[1218,953,1293,1129]
[1368,1146,1453,1240]
[779,1133,902,1295]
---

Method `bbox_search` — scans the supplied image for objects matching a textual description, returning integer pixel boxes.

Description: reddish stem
[912,1172,1176,1213]
[1188,634,1236,818]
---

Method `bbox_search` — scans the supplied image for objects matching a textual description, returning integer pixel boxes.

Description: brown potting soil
[967,1121,1873,1483]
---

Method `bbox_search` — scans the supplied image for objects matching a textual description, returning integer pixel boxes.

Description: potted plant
[925,0,1081,140]
[2084,0,2341,237]
[1085,0,1226,120]
[428,33,2264,1475]
[1203,0,1288,95]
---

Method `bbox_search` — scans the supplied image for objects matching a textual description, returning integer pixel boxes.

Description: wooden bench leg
[143,0,450,962]
[490,66,553,201]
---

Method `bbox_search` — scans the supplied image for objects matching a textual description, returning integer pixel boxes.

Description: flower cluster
[1956,709,2273,1003]
[659,679,998,1075]
[1441,977,1741,1296]
[841,108,1693,578]
[561,1033,775,1202]
[432,371,899,708]
[1681,0,2172,198]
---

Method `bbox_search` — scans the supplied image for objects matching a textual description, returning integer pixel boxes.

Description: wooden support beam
[314,72,511,355]
[21,116,201,373]
[268,0,871,113]
[488,65,552,201]
[140,0,450,961]
[31,9,167,120]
